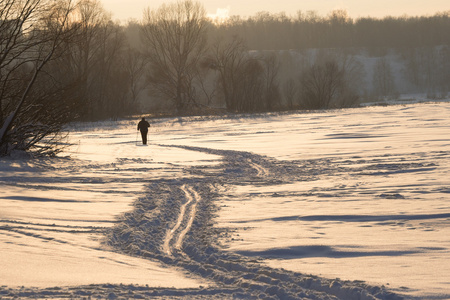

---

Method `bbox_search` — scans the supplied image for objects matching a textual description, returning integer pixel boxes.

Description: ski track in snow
[1,142,441,299]
[163,184,201,257]
[174,186,201,254]
[102,144,405,300]
[248,158,270,177]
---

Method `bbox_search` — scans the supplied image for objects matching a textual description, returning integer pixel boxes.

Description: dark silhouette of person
[137,117,150,145]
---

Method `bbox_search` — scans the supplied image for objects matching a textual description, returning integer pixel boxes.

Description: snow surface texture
[1,102,449,299]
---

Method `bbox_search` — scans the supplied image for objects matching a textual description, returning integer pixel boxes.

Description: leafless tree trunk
[261,53,281,111]
[238,58,264,112]
[373,57,396,100]
[283,78,299,109]
[123,47,147,110]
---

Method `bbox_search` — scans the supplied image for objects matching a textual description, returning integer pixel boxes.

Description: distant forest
[129,7,450,113]
[1,0,449,155]
[211,9,450,50]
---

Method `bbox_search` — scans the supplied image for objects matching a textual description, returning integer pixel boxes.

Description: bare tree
[238,58,264,112]
[437,46,450,97]
[261,52,281,111]
[122,46,147,112]
[299,60,344,109]
[195,58,217,107]
[207,36,266,112]
[373,57,396,100]
[334,51,363,107]
[208,36,247,111]
[299,50,362,110]
[141,0,208,114]
[283,78,299,109]
[0,0,77,156]
[59,0,120,120]
[91,21,127,118]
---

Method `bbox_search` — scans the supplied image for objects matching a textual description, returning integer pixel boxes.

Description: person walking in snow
[137,117,150,145]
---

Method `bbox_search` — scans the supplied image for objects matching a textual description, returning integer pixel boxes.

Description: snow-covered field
[1,102,449,299]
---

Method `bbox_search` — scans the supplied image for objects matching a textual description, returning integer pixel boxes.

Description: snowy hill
[1,102,449,299]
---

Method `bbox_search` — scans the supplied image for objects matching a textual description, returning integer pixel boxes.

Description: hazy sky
[101,0,449,22]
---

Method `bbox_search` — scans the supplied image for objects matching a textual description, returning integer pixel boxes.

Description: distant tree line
[138,5,449,113]
[213,10,450,51]
[1,0,449,156]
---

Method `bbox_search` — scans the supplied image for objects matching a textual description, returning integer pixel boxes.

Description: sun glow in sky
[207,6,231,23]
[101,0,449,23]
